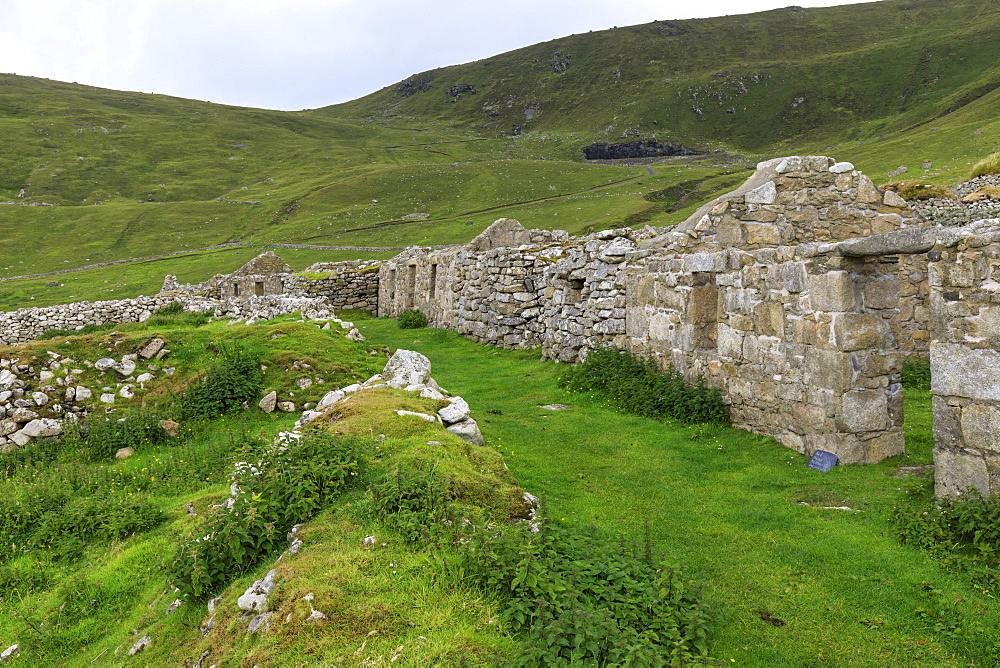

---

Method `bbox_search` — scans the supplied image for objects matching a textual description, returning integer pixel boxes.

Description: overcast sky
[1,0,879,111]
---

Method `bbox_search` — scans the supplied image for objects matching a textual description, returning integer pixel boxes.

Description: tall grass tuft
[971,152,1000,179]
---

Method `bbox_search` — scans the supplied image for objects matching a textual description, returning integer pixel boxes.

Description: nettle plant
[169,430,364,598]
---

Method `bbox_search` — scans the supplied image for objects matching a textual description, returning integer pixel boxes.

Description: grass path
[357,319,1000,666]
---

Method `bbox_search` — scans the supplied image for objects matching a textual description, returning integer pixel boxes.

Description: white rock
[100,393,116,404]
[0,370,16,389]
[259,390,277,413]
[419,387,445,400]
[8,430,31,447]
[362,374,383,387]
[316,390,345,411]
[395,410,438,423]
[31,391,50,406]
[64,386,76,401]
[127,636,151,656]
[342,383,362,394]
[75,386,92,401]
[447,418,484,446]
[20,418,63,438]
[10,407,38,422]
[39,370,55,382]
[745,180,777,205]
[346,328,366,342]
[113,359,136,377]
[119,384,136,399]
[94,358,115,371]
[136,372,155,384]
[382,349,432,389]
[438,396,470,425]
[0,644,18,662]
[829,161,855,173]
[238,569,278,611]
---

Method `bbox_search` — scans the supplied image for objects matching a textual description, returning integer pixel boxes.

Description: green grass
[353,319,1000,665]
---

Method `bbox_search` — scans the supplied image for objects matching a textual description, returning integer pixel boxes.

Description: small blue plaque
[807,450,839,472]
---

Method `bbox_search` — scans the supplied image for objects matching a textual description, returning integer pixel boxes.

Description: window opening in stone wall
[254,281,264,296]
[406,265,417,308]
[567,278,585,303]
[430,264,438,299]
[233,283,240,298]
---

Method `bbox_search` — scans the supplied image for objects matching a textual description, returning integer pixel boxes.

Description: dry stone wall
[379,157,942,465]
[0,293,341,346]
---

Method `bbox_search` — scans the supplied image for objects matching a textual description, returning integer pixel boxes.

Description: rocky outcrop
[582,140,699,161]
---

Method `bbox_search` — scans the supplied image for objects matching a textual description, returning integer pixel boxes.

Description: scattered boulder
[382,350,432,389]
[259,391,277,413]
[395,410,438,423]
[116,447,135,459]
[0,421,18,437]
[138,338,165,359]
[447,418,485,446]
[74,386,92,401]
[127,636,151,656]
[0,645,18,662]
[247,611,273,633]
[112,358,136,377]
[316,389,345,412]
[278,401,296,413]
[438,397,471,425]
[237,569,278,611]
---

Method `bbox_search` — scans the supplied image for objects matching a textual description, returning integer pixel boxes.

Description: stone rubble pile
[0,341,171,451]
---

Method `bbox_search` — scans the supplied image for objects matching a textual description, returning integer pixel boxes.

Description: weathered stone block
[960,403,1000,452]
[805,348,854,391]
[833,313,890,351]
[934,447,992,497]
[836,389,889,432]
[754,302,785,338]
[931,343,1000,401]
[809,271,857,312]
[745,224,781,246]
[865,431,905,463]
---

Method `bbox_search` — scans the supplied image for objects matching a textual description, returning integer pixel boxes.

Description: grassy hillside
[326,0,1000,151]
[4,0,1000,298]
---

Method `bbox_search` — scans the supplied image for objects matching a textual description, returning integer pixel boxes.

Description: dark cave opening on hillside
[582,140,701,160]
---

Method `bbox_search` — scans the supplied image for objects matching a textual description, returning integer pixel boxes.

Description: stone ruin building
[166,251,381,312]
[1,156,997,498]
[376,156,1000,499]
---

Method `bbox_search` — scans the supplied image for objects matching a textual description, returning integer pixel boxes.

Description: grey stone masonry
[167,252,381,313]
[927,219,1000,496]
[379,157,942,465]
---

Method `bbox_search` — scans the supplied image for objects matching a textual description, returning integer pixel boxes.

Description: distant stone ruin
[168,251,381,311]
[375,156,1000,497]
